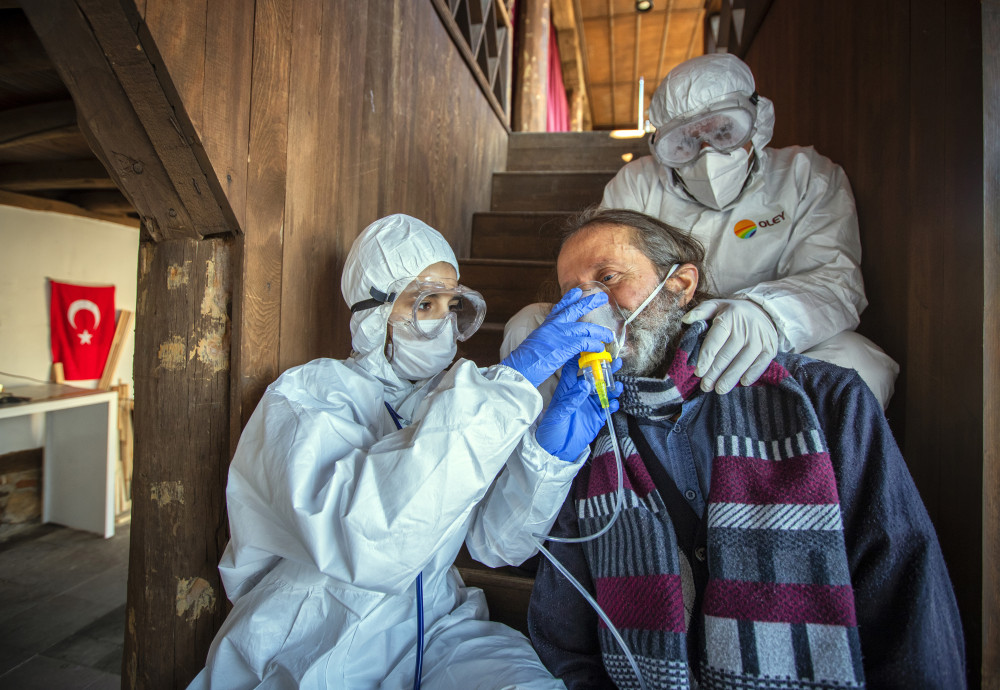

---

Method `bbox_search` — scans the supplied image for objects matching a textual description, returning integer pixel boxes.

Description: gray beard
[618,288,687,377]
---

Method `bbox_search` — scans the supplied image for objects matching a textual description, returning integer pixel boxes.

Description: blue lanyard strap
[383,401,423,690]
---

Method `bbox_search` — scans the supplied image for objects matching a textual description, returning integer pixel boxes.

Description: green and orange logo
[734,219,757,239]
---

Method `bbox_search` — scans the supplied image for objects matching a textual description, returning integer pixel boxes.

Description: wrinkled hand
[535,359,623,462]
[501,289,615,388]
[682,298,778,394]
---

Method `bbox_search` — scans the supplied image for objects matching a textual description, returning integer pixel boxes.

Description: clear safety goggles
[376,276,486,342]
[650,92,758,167]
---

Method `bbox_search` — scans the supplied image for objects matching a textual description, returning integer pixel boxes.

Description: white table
[0,384,118,538]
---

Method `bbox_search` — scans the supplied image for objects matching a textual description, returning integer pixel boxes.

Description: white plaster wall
[0,205,138,453]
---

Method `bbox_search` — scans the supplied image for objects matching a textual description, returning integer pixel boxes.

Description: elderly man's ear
[667,263,699,307]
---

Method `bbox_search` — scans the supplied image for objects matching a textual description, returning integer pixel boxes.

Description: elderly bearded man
[525,208,965,690]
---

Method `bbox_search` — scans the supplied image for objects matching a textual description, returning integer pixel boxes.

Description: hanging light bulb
[636,0,653,12]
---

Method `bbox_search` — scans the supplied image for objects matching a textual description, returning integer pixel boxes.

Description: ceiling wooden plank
[0,100,77,150]
[0,188,139,227]
[0,159,116,190]
[686,6,705,58]
[62,189,136,215]
[572,0,594,125]
[631,12,641,127]
[655,0,675,85]
[607,0,616,122]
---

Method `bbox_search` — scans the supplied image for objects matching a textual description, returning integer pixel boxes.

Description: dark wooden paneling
[140,0,253,233]
[126,237,233,688]
[982,2,999,685]
[275,0,509,370]
[231,0,290,442]
[745,0,984,683]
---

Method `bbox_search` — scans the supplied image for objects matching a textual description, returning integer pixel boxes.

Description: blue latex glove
[501,288,615,388]
[535,359,623,462]
[682,297,778,393]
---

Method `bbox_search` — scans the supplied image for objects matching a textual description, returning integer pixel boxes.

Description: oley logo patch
[734,219,757,238]
[734,210,787,239]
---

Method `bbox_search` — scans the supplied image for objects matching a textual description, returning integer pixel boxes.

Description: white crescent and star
[66,299,101,345]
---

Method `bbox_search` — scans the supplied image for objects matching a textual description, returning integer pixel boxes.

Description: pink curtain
[546,22,570,131]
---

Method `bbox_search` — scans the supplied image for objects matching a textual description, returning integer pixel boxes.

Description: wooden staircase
[453,131,649,635]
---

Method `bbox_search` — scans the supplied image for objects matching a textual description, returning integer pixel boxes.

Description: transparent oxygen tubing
[384,402,424,690]
[530,405,648,690]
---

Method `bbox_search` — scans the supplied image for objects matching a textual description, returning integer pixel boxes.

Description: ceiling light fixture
[636,0,653,12]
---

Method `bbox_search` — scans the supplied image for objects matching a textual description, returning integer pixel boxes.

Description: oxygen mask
[574,282,625,409]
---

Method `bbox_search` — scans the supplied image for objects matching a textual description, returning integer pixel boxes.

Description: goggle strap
[350,286,397,313]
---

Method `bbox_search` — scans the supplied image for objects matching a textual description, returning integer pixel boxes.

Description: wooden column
[127,237,234,687]
[514,0,551,131]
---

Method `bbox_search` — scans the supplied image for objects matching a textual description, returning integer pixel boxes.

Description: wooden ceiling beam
[0,100,79,150]
[0,188,139,228]
[0,159,117,191]
[21,0,239,241]
[607,0,616,122]
[655,0,675,84]
[62,189,136,215]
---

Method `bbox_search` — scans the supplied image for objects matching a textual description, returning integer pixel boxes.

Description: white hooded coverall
[603,54,898,405]
[189,215,572,689]
[502,55,898,408]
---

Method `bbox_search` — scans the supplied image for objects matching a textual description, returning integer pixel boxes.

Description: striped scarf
[575,322,864,689]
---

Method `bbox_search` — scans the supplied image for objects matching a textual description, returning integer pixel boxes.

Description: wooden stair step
[470,211,572,261]
[490,171,617,213]
[458,258,557,324]
[508,131,651,171]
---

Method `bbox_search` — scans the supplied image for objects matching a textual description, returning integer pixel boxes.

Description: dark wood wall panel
[277,0,508,369]
[141,0,253,231]
[745,0,985,683]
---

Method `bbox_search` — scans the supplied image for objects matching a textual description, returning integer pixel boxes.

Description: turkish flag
[50,281,116,380]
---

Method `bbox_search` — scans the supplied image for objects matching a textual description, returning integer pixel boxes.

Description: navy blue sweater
[528,357,966,689]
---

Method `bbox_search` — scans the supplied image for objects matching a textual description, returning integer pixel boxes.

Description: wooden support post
[125,237,233,688]
[513,0,551,131]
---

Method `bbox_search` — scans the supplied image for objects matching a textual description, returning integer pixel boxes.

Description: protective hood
[648,53,775,159]
[340,214,459,386]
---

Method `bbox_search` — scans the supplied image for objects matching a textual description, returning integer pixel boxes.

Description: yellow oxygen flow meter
[578,350,614,410]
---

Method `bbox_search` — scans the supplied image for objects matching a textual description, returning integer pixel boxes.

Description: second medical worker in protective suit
[188,214,620,689]
[503,53,898,408]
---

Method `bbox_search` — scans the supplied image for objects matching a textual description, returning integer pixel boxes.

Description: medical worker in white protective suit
[188,213,623,690]
[502,53,898,408]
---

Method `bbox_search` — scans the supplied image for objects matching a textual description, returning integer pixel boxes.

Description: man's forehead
[557,224,642,283]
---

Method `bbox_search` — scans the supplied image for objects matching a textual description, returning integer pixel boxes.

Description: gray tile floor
[0,519,130,689]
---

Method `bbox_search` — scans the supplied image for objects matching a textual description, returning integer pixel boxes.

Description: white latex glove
[681,298,778,394]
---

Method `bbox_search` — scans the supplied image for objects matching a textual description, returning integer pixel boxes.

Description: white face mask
[614,264,679,356]
[675,147,752,210]
[389,318,457,381]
